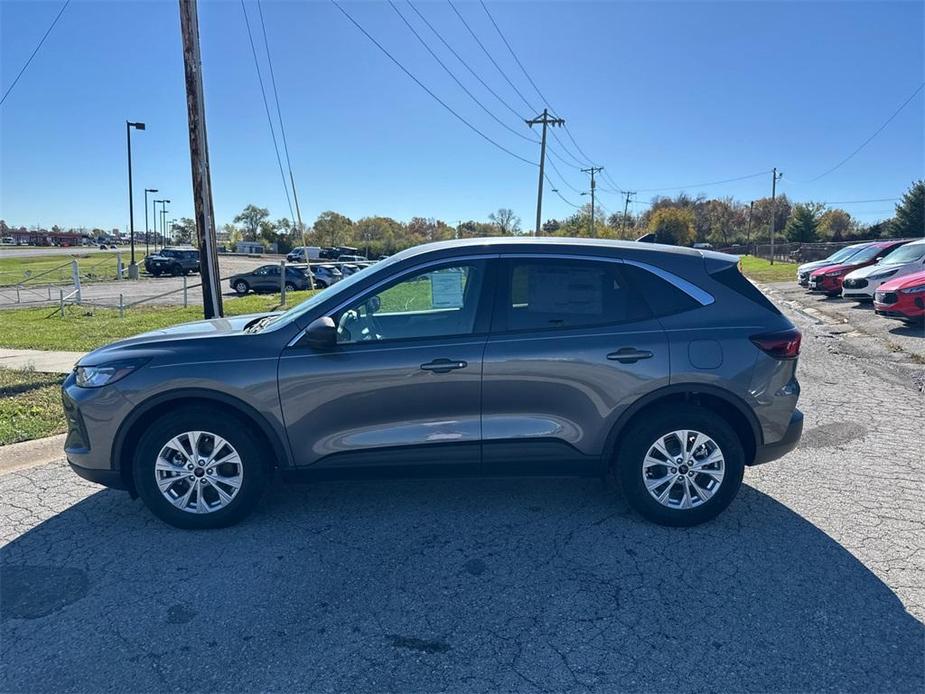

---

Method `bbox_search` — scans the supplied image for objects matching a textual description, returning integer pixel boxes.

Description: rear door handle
[421,359,468,373]
[607,348,654,364]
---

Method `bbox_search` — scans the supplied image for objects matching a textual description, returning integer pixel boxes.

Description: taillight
[750,328,802,359]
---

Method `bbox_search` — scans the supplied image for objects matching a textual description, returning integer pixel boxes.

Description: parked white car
[842,238,925,300]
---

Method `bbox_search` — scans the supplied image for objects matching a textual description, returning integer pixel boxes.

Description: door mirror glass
[301,316,337,349]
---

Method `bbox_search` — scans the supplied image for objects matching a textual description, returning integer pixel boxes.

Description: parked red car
[808,240,910,296]
[873,270,925,323]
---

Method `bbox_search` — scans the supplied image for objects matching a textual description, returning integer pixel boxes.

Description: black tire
[615,404,745,527]
[234,280,249,296]
[170,264,181,277]
[133,407,269,529]
[152,270,161,277]
[315,280,328,289]
[285,281,297,292]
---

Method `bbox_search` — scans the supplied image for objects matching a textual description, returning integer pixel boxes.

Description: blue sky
[1,0,922,232]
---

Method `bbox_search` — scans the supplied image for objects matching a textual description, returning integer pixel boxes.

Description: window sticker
[430,269,465,308]
[527,267,602,315]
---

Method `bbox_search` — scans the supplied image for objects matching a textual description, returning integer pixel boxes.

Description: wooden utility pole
[179,0,223,318]
[768,168,783,265]
[581,167,603,237]
[526,108,564,236]
[745,200,754,252]
[621,190,636,235]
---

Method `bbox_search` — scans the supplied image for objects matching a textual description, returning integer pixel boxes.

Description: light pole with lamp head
[125,121,145,278]
[144,188,158,258]
[160,200,171,246]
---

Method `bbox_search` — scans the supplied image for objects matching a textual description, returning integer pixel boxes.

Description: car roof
[385,236,736,263]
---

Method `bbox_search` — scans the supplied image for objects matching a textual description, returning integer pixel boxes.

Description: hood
[844,263,901,280]
[810,260,870,276]
[77,312,277,366]
[878,269,925,292]
[798,259,836,273]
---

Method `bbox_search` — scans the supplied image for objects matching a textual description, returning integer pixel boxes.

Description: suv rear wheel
[133,408,269,529]
[616,405,744,527]
[234,280,249,295]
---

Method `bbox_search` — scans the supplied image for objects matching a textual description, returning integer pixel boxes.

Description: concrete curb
[0,434,66,475]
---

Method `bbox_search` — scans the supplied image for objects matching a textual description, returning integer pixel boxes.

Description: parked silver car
[63,238,803,529]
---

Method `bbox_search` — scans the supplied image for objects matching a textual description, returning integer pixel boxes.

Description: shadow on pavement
[889,323,925,338]
[2,477,923,693]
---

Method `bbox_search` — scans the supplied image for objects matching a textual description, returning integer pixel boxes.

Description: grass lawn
[0,290,318,352]
[738,255,799,283]
[0,251,122,286]
[0,368,67,446]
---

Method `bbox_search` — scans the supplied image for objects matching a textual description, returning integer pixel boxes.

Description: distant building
[235,241,265,254]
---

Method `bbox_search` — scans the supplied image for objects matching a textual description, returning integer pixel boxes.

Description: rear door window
[497,258,651,332]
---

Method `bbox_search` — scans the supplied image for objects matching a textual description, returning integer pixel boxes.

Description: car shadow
[889,323,925,338]
[2,478,923,693]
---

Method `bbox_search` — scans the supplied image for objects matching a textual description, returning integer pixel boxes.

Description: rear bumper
[752,409,803,465]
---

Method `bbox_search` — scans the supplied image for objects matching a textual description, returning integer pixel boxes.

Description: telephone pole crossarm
[526,108,565,236]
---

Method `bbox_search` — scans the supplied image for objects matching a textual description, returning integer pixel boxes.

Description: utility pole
[144,188,157,258]
[621,190,636,235]
[179,0,223,318]
[526,108,564,236]
[581,166,603,237]
[744,200,754,253]
[768,168,783,265]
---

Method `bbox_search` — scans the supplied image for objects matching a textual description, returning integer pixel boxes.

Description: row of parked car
[229,260,373,295]
[796,238,925,324]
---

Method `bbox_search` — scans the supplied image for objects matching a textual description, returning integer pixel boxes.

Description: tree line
[203,180,921,255]
[4,181,920,256]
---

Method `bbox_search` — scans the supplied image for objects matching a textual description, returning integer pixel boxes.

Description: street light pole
[144,188,158,258]
[160,200,170,245]
[125,121,145,278]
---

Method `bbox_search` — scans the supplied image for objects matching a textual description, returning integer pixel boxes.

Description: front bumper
[874,293,925,321]
[808,276,842,294]
[753,409,803,465]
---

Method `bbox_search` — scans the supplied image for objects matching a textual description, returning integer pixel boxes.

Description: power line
[803,82,925,183]
[332,0,537,167]
[241,0,295,221]
[388,0,535,144]
[0,0,71,107]
[823,197,900,205]
[406,0,531,126]
[477,0,596,171]
[631,170,769,193]
[448,1,536,114]
[544,172,580,208]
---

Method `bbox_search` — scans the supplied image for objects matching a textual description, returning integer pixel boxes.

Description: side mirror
[300,316,336,350]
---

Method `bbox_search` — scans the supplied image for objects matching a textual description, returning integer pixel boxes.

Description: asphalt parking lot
[0,255,274,309]
[1,303,923,693]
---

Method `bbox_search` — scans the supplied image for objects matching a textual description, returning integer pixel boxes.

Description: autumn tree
[233,205,270,241]
[818,209,852,241]
[312,211,354,247]
[647,207,696,246]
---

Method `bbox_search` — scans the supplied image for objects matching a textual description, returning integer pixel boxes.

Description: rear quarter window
[620,264,701,317]
[709,266,781,315]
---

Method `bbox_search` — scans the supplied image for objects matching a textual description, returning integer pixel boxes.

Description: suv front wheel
[133,408,269,529]
[616,405,745,527]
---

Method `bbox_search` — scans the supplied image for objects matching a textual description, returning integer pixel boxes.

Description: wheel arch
[112,388,292,495]
[604,384,761,468]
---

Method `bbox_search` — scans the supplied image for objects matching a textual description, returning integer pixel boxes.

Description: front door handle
[421,358,468,373]
[607,348,654,364]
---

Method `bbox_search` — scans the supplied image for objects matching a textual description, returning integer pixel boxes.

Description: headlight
[75,359,147,388]
[823,270,844,278]
[868,269,898,281]
[900,284,925,294]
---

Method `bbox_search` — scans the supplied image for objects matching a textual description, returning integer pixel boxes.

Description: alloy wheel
[154,430,244,514]
[642,429,725,510]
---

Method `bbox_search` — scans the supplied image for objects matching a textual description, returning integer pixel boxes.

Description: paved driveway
[2,307,923,693]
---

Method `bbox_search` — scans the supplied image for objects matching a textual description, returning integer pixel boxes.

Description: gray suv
[63,238,803,529]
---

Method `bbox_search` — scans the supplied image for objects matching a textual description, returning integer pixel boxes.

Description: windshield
[879,242,925,264]
[265,259,394,329]
[847,245,887,263]
[826,244,866,263]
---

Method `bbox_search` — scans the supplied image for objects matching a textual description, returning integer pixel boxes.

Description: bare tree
[489,208,522,235]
